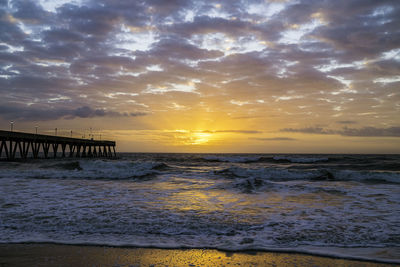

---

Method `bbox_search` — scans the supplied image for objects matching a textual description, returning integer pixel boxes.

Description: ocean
[0,153,399,262]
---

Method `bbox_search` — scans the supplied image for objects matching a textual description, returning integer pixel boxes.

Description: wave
[0,160,168,180]
[272,156,329,163]
[202,155,262,163]
[202,155,330,164]
[214,166,400,184]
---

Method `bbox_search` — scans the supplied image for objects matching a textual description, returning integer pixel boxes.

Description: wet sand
[0,244,398,266]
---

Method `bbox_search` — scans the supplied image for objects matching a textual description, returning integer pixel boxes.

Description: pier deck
[0,130,116,160]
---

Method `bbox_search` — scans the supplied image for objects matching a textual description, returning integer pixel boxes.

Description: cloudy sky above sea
[0,0,399,153]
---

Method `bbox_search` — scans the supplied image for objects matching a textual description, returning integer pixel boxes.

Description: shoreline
[0,243,398,266]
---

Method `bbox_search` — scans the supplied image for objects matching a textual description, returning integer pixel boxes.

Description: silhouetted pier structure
[0,130,116,160]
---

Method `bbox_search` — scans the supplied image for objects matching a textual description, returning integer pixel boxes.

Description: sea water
[0,153,399,262]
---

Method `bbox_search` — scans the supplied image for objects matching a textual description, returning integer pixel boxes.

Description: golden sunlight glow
[186,132,212,145]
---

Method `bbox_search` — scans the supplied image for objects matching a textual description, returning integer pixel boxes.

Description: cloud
[281,127,333,135]
[340,126,400,137]
[12,0,52,23]
[43,28,85,43]
[149,37,224,60]
[281,126,400,137]
[231,115,266,120]
[307,1,400,60]
[202,130,262,134]
[251,137,297,141]
[336,120,357,124]
[169,15,256,38]
[72,106,145,119]
[0,105,147,121]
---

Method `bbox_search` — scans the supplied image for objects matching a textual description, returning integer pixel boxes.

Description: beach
[1,244,398,266]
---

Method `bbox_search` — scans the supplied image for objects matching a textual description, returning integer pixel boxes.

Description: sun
[169,130,213,146]
[187,132,212,145]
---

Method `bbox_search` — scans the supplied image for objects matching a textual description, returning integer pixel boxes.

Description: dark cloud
[336,120,357,124]
[4,75,74,93]
[57,4,119,36]
[0,0,8,7]
[281,126,400,137]
[251,137,297,141]
[307,1,400,60]
[169,16,253,37]
[147,0,190,19]
[11,0,51,23]
[0,105,147,121]
[0,52,28,64]
[340,126,400,137]
[43,28,85,43]
[149,37,224,60]
[70,55,139,74]
[281,127,333,135]
[0,9,26,44]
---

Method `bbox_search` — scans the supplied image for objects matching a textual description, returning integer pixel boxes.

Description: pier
[0,130,116,160]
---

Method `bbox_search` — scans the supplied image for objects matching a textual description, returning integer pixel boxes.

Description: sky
[0,0,399,153]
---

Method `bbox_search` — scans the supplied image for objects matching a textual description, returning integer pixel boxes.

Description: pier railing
[0,130,116,160]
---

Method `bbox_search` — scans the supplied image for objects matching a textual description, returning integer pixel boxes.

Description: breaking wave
[202,155,262,163]
[0,160,168,180]
[272,156,329,163]
[202,155,330,164]
[214,166,400,184]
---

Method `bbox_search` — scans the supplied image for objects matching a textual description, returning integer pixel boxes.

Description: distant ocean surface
[1,153,399,261]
